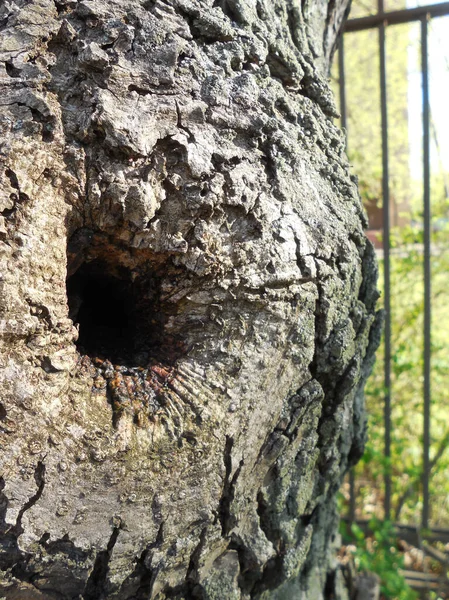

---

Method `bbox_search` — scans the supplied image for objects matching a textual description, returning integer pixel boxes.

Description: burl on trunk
[0,0,380,598]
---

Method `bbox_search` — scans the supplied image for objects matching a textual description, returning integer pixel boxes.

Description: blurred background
[332,1,449,597]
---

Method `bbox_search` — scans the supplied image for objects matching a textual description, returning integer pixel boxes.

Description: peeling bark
[0,0,380,598]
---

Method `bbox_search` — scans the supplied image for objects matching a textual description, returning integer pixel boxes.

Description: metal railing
[338,1,449,532]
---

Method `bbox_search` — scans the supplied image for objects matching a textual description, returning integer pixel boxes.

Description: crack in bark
[256,490,281,551]
[286,4,303,51]
[185,526,208,599]
[117,522,164,599]
[13,461,46,536]
[128,84,153,96]
[228,533,272,597]
[2,168,29,222]
[0,478,8,535]
[0,465,46,583]
[163,527,208,599]
[83,526,120,600]
[218,436,244,536]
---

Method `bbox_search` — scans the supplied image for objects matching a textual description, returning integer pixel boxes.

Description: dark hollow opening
[67,260,144,364]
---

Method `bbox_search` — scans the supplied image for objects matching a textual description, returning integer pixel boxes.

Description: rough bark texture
[0,0,381,598]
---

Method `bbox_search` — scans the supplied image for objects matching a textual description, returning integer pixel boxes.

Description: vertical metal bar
[349,470,356,523]
[338,34,356,524]
[421,14,431,531]
[379,15,392,522]
[338,35,347,132]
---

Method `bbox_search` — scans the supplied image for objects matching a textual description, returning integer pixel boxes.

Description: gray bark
[0,0,381,598]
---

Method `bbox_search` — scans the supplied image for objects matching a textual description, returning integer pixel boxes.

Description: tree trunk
[0,0,381,598]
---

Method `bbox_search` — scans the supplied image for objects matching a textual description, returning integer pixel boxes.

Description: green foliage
[350,519,419,600]
[334,5,449,597]
[334,0,449,527]
[358,221,449,525]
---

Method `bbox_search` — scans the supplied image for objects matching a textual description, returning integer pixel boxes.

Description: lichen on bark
[0,0,381,598]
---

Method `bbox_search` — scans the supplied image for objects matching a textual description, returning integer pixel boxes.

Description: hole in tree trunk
[65,233,189,428]
[67,260,138,363]
[66,229,186,378]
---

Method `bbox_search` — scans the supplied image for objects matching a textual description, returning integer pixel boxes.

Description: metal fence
[337,0,449,547]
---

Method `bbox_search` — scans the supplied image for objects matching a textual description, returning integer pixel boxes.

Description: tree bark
[0,0,380,598]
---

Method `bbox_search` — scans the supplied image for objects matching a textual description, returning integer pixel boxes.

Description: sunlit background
[332,2,449,597]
